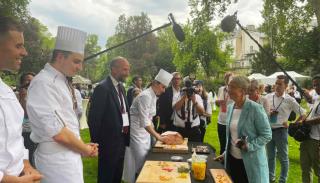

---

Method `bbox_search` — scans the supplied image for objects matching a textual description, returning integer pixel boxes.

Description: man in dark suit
[127,75,142,107]
[158,72,182,132]
[88,56,130,183]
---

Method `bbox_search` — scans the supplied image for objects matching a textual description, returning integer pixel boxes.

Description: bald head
[110,56,130,82]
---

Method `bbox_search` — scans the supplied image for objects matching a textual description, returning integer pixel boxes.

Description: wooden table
[144,141,226,183]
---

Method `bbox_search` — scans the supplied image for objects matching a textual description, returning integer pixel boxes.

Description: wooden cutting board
[210,169,233,183]
[136,161,191,183]
[152,138,188,153]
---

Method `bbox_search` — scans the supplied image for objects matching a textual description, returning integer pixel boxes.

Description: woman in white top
[215,76,272,183]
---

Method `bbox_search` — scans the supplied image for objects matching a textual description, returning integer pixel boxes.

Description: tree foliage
[261,0,320,75]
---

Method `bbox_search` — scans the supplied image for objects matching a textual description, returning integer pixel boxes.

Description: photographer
[172,79,205,142]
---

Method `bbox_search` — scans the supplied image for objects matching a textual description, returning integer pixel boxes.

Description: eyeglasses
[173,77,182,80]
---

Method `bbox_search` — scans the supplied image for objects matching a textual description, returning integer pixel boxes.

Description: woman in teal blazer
[216,76,272,183]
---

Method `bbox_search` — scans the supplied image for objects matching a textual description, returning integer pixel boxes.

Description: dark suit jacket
[88,76,130,147]
[158,86,174,127]
[126,85,135,107]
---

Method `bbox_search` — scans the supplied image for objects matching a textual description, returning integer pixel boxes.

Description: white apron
[123,88,156,183]
[35,141,83,183]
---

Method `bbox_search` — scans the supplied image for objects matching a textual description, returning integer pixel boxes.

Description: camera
[182,80,198,98]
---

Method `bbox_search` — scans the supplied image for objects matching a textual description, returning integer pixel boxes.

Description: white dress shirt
[173,93,204,128]
[110,75,129,127]
[230,109,242,159]
[0,78,28,181]
[309,92,320,140]
[27,63,83,183]
[217,86,233,125]
[266,92,306,128]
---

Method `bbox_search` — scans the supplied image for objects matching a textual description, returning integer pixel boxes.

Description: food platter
[210,169,233,183]
[152,138,189,153]
[136,161,191,183]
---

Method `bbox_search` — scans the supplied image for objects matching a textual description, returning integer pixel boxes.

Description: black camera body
[182,80,199,98]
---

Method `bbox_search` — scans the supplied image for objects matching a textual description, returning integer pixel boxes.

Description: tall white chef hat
[155,69,173,87]
[54,26,87,54]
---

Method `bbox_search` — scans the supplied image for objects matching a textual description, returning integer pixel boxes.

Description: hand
[191,94,196,103]
[282,121,289,128]
[82,143,98,157]
[214,154,224,162]
[88,143,99,157]
[17,174,42,183]
[22,161,42,177]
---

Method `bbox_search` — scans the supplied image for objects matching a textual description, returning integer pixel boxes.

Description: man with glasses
[158,72,182,132]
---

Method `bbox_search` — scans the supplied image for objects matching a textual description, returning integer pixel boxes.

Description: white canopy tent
[264,71,310,85]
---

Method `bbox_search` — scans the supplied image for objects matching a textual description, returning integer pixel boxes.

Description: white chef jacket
[266,92,306,128]
[123,87,157,183]
[0,78,28,181]
[27,63,83,183]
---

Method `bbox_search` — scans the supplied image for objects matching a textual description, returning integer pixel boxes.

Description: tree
[251,44,279,75]
[106,13,159,79]
[80,34,103,82]
[261,0,320,75]
[0,0,54,85]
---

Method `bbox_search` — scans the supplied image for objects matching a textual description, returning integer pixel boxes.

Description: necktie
[117,83,128,134]
[117,83,125,113]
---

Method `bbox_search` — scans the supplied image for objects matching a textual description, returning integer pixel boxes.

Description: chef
[26,26,98,183]
[0,16,42,183]
[124,69,173,183]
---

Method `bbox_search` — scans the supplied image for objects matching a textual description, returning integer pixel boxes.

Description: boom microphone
[169,13,185,42]
[221,12,237,33]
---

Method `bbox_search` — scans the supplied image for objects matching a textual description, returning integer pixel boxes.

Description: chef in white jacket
[0,16,42,183]
[26,26,98,183]
[124,69,173,183]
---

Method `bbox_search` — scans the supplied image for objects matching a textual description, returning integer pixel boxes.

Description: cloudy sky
[29,0,264,47]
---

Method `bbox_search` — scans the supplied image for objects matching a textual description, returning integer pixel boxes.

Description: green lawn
[81,108,317,183]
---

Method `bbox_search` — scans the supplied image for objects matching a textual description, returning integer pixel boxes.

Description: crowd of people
[1,16,320,183]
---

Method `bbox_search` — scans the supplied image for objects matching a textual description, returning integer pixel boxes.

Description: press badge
[122,113,129,126]
[270,111,278,124]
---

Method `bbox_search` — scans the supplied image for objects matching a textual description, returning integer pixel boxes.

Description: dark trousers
[174,126,201,142]
[98,135,126,183]
[199,119,206,142]
[218,123,227,155]
[22,132,37,167]
[228,153,249,183]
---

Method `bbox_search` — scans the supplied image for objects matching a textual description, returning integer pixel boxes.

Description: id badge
[122,113,129,126]
[270,112,278,124]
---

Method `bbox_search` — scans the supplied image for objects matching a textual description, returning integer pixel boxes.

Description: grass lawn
[81,108,317,183]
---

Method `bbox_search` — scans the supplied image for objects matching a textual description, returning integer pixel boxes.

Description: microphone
[168,13,185,42]
[221,12,237,33]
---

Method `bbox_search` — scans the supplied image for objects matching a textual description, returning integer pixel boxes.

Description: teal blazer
[224,99,272,183]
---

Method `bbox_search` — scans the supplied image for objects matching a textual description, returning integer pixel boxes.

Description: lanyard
[272,94,284,111]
